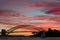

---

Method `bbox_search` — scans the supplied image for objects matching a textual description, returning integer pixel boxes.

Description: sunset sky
[0,0,60,36]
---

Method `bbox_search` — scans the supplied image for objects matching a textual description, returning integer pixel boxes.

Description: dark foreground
[0,36,60,40]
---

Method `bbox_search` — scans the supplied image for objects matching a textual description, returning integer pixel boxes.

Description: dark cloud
[0,10,20,17]
[45,8,60,15]
[0,10,15,13]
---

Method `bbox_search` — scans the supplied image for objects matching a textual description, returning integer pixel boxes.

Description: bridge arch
[7,25,44,35]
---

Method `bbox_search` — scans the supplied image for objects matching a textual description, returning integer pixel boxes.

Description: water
[0,36,60,40]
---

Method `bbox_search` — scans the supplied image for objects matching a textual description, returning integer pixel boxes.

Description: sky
[0,0,60,36]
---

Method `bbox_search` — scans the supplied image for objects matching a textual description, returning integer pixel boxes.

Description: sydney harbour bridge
[0,25,60,40]
[0,25,44,36]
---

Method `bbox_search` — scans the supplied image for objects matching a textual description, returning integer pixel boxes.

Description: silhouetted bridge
[0,25,60,40]
[0,25,44,36]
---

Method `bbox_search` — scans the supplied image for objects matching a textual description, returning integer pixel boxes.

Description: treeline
[31,28,60,37]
